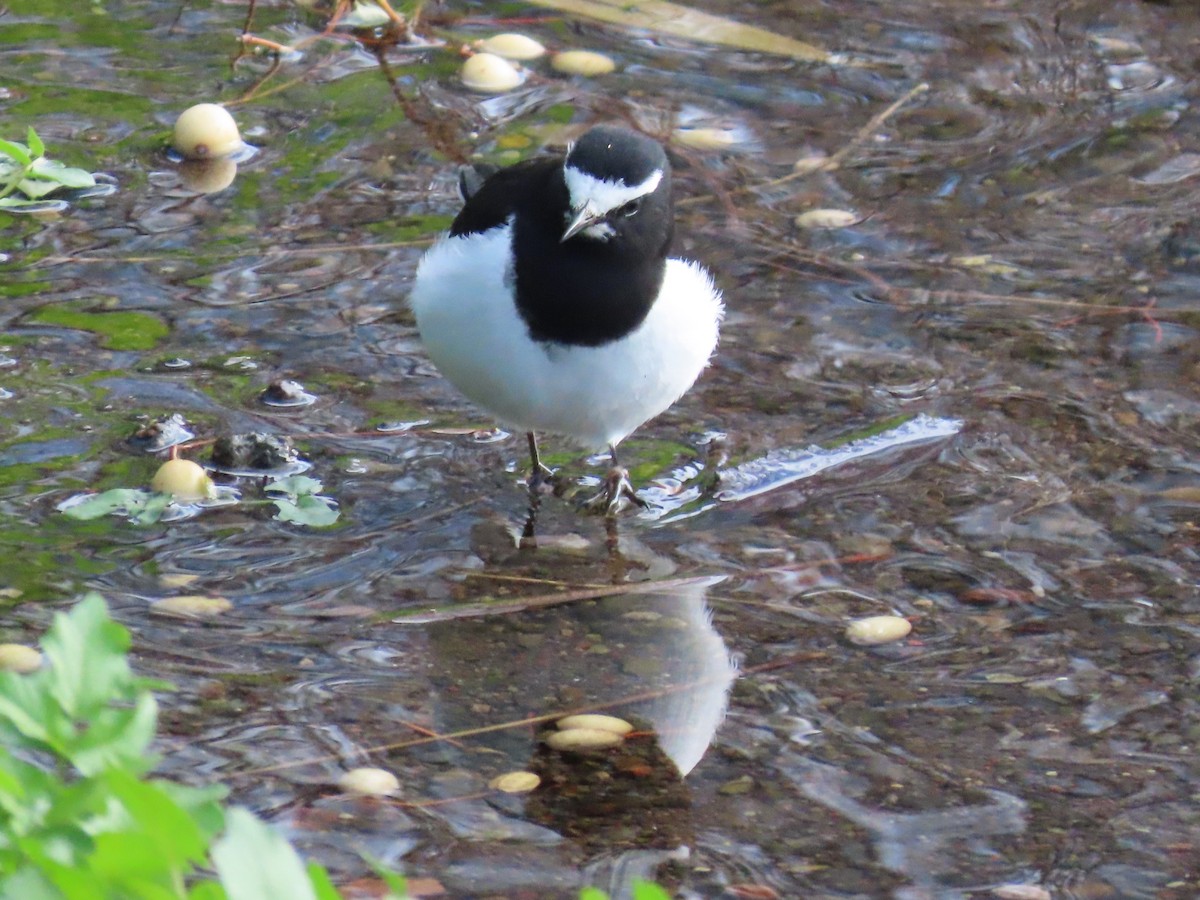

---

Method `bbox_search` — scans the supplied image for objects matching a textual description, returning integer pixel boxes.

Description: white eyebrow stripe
[563,165,663,216]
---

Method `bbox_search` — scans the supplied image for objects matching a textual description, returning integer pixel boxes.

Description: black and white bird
[410,125,723,512]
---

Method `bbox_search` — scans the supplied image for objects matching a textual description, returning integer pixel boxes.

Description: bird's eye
[619,198,643,217]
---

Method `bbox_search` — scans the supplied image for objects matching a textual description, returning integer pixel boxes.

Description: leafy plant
[59,474,339,528]
[0,127,99,209]
[0,593,368,898]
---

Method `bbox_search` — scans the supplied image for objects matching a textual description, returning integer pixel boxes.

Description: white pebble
[150,595,233,617]
[845,615,912,646]
[338,766,400,796]
[477,33,546,61]
[460,53,524,93]
[173,104,244,160]
[551,50,616,77]
[555,714,633,735]
[673,127,738,151]
[795,208,861,229]
[488,771,541,793]
[545,727,624,752]
[0,643,43,674]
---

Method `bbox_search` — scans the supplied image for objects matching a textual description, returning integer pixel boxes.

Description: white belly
[410,225,723,449]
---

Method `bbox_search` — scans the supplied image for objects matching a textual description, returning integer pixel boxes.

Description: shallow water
[3,0,1199,897]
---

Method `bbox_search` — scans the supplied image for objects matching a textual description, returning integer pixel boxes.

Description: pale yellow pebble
[0,643,43,674]
[488,771,541,793]
[173,104,243,160]
[551,50,616,77]
[460,53,524,93]
[476,33,546,61]
[845,615,912,646]
[673,127,738,151]
[555,714,633,735]
[793,154,833,174]
[795,208,861,229]
[544,727,624,752]
[150,458,214,501]
[338,767,400,796]
[150,595,233,618]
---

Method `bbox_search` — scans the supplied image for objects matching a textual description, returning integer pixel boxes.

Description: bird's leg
[585,444,649,515]
[525,432,559,494]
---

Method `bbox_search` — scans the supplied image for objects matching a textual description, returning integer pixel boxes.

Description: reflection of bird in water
[412,530,736,892]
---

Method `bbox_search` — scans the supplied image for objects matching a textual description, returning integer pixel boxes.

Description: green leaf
[365,856,408,899]
[61,489,151,520]
[631,883,672,900]
[265,475,324,497]
[29,158,97,189]
[26,127,44,159]
[211,808,319,900]
[15,178,61,199]
[0,196,54,209]
[0,139,31,166]
[306,862,346,900]
[38,594,151,746]
[580,888,609,900]
[61,489,171,525]
[272,494,339,527]
[91,770,212,878]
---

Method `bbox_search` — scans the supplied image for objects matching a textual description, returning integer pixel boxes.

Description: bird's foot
[583,467,649,516]
[527,461,561,496]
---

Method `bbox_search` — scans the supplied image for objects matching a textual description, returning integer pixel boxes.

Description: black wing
[449,154,564,237]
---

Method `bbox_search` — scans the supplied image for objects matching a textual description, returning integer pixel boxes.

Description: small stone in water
[551,50,616,77]
[555,713,633,735]
[338,766,400,796]
[460,53,524,93]
[795,208,861,229]
[674,127,738,151]
[0,643,43,674]
[845,615,912,646]
[476,33,546,61]
[488,771,541,793]
[151,595,233,617]
[211,432,298,471]
[260,379,316,408]
[173,103,244,161]
[128,414,195,453]
[545,727,624,752]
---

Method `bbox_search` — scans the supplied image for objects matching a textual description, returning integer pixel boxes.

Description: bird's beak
[561,204,602,242]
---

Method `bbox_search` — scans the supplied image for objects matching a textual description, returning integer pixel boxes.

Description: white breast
[410,224,723,449]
